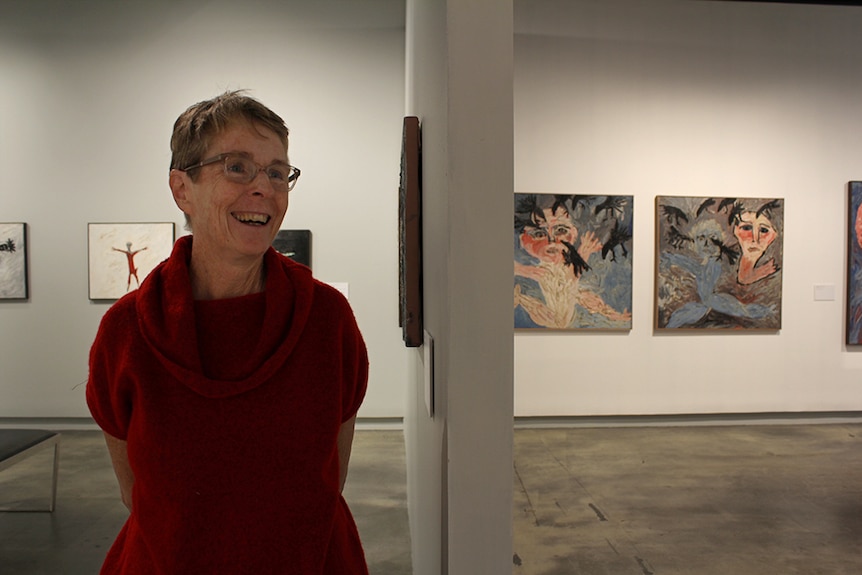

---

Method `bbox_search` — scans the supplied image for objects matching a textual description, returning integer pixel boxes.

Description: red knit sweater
[87,236,369,574]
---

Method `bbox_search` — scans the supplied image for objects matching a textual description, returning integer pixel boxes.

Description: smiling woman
[169,118,293,298]
[86,91,370,575]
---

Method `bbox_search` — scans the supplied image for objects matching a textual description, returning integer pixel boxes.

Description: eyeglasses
[181,153,301,192]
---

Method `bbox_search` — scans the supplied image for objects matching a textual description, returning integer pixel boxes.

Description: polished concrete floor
[1,424,861,574]
[0,429,412,575]
[513,423,862,575]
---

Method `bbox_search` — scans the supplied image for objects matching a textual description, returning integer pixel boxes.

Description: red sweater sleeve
[86,297,136,440]
[342,312,369,423]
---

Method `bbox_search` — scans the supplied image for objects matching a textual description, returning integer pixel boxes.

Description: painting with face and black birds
[514,193,633,330]
[655,195,783,330]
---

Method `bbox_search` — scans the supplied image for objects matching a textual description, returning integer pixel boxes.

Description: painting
[398,116,423,347]
[0,223,28,300]
[846,183,862,344]
[655,196,783,330]
[88,222,175,300]
[273,229,312,268]
[514,194,633,330]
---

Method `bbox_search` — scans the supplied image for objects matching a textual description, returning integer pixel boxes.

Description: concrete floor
[513,423,862,575]
[1,424,861,574]
[0,429,412,575]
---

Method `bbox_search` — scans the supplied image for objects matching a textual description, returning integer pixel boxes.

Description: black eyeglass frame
[181,153,301,191]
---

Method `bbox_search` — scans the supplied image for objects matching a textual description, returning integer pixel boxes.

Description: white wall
[404,1,447,571]
[514,0,862,416]
[405,1,514,573]
[0,0,406,418]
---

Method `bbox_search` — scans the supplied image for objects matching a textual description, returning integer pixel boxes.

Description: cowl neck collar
[135,235,314,398]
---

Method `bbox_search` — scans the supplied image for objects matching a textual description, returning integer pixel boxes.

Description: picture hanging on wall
[398,116,423,347]
[88,222,175,300]
[655,196,783,330]
[273,229,312,269]
[514,194,633,330]
[846,182,862,344]
[0,222,29,300]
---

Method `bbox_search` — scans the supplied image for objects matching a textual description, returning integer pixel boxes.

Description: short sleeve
[338,298,369,423]
[86,299,136,440]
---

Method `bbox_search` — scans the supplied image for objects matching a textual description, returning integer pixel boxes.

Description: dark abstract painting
[273,229,311,268]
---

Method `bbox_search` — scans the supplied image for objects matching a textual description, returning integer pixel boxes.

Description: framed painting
[88,222,175,300]
[514,194,633,330]
[398,116,423,347]
[846,182,862,344]
[273,229,312,268]
[0,222,29,300]
[655,196,783,330]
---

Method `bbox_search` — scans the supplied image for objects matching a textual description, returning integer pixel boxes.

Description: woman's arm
[337,415,357,493]
[103,432,135,511]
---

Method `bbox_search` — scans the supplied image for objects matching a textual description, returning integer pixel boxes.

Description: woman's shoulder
[97,291,140,334]
[311,280,353,315]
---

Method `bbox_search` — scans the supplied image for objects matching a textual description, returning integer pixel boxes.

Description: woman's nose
[249,171,274,195]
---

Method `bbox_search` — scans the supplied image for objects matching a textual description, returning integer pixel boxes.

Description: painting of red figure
[656,196,783,330]
[846,182,862,344]
[514,193,633,330]
[88,222,175,300]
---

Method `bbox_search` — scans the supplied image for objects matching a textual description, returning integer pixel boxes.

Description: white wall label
[423,330,434,419]
[814,284,835,301]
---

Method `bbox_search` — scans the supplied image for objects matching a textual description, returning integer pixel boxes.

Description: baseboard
[0,418,100,431]
[355,417,404,431]
[514,411,862,429]
[0,416,405,432]
[3,413,858,432]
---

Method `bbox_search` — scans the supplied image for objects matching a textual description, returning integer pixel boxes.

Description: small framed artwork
[88,222,175,300]
[846,182,862,344]
[655,196,783,330]
[398,116,423,347]
[0,222,29,300]
[514,194,633,330]
[273,229,312,268]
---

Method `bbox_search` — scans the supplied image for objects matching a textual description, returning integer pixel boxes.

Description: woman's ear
[169,169,192,214]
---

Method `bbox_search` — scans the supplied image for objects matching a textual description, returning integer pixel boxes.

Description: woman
[87,91,369,574]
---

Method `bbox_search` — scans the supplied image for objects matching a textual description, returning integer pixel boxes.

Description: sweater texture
[87,235,369,574]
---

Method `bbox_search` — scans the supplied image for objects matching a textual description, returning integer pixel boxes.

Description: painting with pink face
[514,193,633,330]
[845,182,862,344]
[656,196,783,330]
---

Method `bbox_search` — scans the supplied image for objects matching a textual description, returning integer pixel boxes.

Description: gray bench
[0,429,60,512]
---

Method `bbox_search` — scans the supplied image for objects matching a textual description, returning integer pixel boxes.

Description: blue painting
[514,194,633,330]
[847,183,862,344]
[656,196,783,330]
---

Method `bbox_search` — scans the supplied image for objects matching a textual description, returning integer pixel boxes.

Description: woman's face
[733,212,777,258]
[171,120,289,264]
[520,207,578,264]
